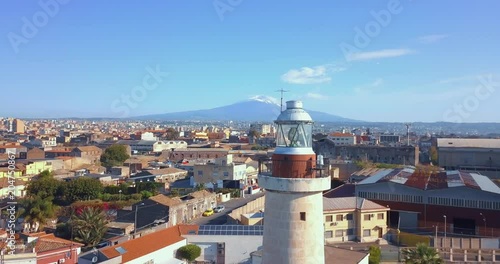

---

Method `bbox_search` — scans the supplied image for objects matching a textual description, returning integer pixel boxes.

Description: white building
[141,132,158,141]
[79,225,187,264]
[327,132,357,146]
[193,154,247,189]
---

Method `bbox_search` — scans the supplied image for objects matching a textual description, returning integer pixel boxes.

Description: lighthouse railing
[258,158,329,178]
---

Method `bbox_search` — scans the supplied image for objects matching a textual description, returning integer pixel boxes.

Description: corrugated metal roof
[446,171,465,188]
[470,173,500,194]
[357,167,500,193]
[389,169,412,185]
[437,138,500,148]
[358,169,394,184]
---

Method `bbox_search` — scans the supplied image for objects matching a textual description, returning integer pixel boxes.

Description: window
[326,215,333,222]
[325,231,333,238]
[197,171,203,176]
[336,215,343,221]
[300,212,306,221]
[363,229,371,237]
[364,214,372,221]
[335,230,343,237]
[377,213,384,220]
[347,228,354,236]
[346,214,353,221]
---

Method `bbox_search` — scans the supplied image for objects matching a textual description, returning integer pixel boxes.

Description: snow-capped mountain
[248,95,281,106]
[135,96,358,122]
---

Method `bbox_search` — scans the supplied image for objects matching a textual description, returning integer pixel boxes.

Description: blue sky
[1,0,500,122]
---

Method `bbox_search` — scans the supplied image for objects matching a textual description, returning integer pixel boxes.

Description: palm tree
[401,243,443,264]
[71,206,108,247]
[19,196,58,233]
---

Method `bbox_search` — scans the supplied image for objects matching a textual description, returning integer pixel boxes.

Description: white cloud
[437,74,495,85]
[306,92,329,100]
[281,65,344,84]
[418,34,449,44]
[354,78,384,94]
[348,49,415,61]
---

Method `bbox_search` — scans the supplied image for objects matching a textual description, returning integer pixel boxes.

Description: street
[189,191,265,225]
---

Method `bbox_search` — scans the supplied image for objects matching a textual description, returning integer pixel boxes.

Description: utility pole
[434,225,438,247]
[443,215,447,242]
[275,89,289,112]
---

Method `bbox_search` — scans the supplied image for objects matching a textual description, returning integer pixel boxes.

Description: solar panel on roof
[196,225,264,236]
[115,247,127,254]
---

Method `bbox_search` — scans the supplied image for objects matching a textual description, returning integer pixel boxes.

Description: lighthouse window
[300,212,306,221]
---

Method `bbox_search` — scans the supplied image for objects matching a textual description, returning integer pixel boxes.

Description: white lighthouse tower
[259,100,331,264]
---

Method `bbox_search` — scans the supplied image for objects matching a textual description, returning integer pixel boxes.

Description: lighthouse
[259,100,331,264]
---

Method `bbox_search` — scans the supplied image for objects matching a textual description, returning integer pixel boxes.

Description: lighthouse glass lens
[276,123,312,147]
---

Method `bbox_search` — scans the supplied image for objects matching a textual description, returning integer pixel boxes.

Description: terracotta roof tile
[101,225,185,262]
[149,194,183,207]
[177,224,199,235]
[33,233,84,253]
[190,190,215,199]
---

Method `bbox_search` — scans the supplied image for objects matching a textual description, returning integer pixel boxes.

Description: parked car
[214,205,225,213]
[202,209,214,216]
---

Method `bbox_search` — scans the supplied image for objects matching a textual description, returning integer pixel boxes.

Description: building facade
[315,142,419,166]
[437,138,500,178]
[327,132,357,146]
[355,168,500,236]
[323,197,388,243]
[193,155,247,189]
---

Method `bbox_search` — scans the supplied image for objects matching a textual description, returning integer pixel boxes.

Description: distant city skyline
[1,1,500,122]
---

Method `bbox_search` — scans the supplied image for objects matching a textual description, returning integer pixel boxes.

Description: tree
[249,130,260,139]
[19,196,58,233]
[140,190,153,199]
[165,128,179,140]
[429,146,438,165]
[177,244,201,262]
[100,144,130,167]
[71,206,108,247]
[26,170,63,200]
[401,243,443,264]
[369,245,381,264]
[66,177,104,202]
[195,183,205,191]
[136,181,161,195]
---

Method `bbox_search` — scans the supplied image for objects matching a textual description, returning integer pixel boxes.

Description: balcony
[258,158,329,179]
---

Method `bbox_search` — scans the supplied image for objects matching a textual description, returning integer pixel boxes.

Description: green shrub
[369,245,381,264]
[178,244,201,261]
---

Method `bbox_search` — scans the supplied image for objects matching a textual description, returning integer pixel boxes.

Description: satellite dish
[92,256,98,263]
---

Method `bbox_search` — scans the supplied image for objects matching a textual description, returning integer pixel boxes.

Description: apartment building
[327,132,357,146]
[193,155,247,189]
[323,197,389,243]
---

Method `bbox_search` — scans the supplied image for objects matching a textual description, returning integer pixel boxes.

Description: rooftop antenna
[404,123,412,146]
[275,89,289,112]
